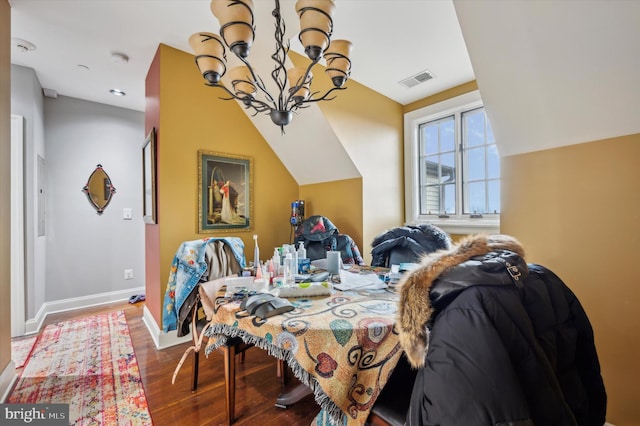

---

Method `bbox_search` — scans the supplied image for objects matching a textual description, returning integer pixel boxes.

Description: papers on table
[273,282,332,298]
[387,263,419,286]
[334,269,387,291]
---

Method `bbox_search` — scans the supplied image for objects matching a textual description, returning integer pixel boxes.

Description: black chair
[370,224,451,268]
[367,355,416,425]
[294,215,365,265]
[367,224,451,425]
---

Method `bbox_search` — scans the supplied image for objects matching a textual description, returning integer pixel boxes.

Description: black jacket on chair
[398,234,607,426]
[294,215,364,265]
[370,224,451,267]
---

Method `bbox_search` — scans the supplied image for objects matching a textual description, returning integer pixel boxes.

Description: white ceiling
[9,0,475,113]
[10,0,640,176]
[453,0,640,157]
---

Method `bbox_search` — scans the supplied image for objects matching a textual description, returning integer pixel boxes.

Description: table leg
[276,359,290,386]
[223,345,236,425]
[191,350,200,392]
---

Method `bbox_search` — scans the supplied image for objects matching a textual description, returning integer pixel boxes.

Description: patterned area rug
[7,310,152,425]
[11,335,38,369]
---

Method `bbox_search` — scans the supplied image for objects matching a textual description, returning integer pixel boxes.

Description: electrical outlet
[124,269,133,280]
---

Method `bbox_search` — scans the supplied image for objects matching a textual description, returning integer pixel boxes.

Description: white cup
[326,251,341,275]
[252,278,269,292]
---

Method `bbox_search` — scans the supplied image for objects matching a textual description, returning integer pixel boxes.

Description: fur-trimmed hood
[397,234,527,368]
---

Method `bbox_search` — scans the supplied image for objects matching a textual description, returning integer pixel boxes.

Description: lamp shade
[228,66,256,98]
[296,0,335,60]
[211,0,255,58]
[325,39,352,87]
[189,32,227,84]
[288,67,313,101]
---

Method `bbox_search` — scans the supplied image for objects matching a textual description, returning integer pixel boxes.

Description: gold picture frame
[142,128,157,224]
[198,150,253,232]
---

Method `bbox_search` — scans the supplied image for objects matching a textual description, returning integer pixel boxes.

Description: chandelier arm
[205,81,240,99]
[205,82,273,113]
[246,100,274,113]
[284,57,320,110]
[270,0,289,111]
[299,86,346,105]
[193,0,350,131]
[237,56,276,106]
[270,47,289,112]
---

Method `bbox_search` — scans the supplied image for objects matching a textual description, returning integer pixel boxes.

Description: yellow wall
[291,52,405,262]
[501,134,640,425]
[299,178,363,250]
[156,44,299,300]
[151,46,407,316]
[0,0,12,372]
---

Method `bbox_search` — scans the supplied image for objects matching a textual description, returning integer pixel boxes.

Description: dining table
[203,282,402,426]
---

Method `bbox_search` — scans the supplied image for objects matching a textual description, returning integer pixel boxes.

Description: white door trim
[11,115,26,337]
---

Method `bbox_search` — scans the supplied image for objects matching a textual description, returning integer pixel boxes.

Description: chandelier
[189,0,352,130]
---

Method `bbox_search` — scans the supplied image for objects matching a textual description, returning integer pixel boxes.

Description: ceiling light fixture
[12,38,37,53]
[110,89,126,96]
[189,0,352,131]
[111,52,129,63]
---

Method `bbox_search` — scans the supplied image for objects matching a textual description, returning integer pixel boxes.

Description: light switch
[123,208,132,220]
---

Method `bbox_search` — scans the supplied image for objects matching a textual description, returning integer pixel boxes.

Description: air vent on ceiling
[399,70,435,88]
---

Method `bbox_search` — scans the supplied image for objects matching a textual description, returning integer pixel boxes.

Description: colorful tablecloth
[204,289,402,426]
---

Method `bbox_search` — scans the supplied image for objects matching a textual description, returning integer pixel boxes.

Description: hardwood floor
[26,301,320,426]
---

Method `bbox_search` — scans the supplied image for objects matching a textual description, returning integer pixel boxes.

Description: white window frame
[404,90,500,234]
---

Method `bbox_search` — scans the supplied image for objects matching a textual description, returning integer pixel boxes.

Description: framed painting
[198,150,253,232]
[142,128,157,224]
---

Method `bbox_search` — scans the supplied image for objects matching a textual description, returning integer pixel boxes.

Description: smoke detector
[399,70,435,88]
[12,38,37,53]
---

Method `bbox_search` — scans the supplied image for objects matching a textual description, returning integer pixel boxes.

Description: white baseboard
[142,305,191,349]
[0,361,18,402]
[19,288,188,358]
[24,286,146,334]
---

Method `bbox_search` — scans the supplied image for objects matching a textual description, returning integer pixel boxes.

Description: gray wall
[11,64,45,318]
[44,95,145,301]
[12,64,146,318]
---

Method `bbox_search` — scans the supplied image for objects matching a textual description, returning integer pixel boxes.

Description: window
[404,91,500,234]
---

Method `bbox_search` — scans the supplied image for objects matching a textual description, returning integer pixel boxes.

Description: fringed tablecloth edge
[204,323,346,426]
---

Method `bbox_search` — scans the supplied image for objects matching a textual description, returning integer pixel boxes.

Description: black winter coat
[398,234,606,426]
[370,224,451,267]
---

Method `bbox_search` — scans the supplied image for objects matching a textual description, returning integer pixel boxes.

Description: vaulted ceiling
[10,0,473,111]
[10,0,640,182]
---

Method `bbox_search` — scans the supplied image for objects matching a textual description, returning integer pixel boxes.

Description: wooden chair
[172,294,252,425]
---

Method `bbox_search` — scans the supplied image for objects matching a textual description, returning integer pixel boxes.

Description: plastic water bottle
[297,241,306,260]
[297,242,307,273]
[283,253,295,286]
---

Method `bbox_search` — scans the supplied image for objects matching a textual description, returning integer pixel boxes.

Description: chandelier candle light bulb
[190,0,352,131]
[228,66,257,100]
